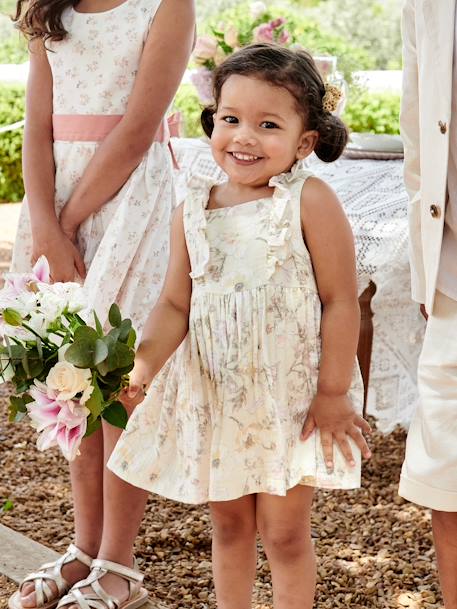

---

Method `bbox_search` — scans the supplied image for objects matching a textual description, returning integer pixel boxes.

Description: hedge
[0,83,25,202]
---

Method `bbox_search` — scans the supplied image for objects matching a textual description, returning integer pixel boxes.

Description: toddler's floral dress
[11,0,173,332]
[109,164,364,503]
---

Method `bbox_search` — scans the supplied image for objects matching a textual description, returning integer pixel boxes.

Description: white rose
[27,312,48,338]
[250,1,267,19]
[224,25,239,48]
[46,361,92,402]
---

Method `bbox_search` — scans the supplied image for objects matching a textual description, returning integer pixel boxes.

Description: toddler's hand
[119,366,149,412]
[300,392,371,472]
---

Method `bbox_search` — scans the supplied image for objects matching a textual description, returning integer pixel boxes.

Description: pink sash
[52,113,180,167]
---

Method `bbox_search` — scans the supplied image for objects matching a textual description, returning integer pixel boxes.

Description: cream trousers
[399,291,457,511]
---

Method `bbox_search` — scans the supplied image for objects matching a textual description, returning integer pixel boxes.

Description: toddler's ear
[296,130,319,160]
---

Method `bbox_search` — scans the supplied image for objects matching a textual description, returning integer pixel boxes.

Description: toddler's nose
[232,128,257,147]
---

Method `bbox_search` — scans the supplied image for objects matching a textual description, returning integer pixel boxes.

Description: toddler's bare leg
[257,485,315,609]
[210,494,257,609]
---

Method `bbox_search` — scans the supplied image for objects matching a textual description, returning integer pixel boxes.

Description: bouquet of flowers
[0,257,135,461]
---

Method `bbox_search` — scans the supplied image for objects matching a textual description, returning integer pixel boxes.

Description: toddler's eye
[261,121,279,129]
[222,116,238,124]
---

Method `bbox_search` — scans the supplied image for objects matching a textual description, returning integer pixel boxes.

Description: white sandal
[8,544,93,609]
[56,559,148,609]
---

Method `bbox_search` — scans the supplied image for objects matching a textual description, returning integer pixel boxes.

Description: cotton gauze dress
[109,164,364,503]
[10,0,173,333]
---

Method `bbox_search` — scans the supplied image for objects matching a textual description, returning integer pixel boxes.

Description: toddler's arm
[121,204,192,409]
[299,177,371,471]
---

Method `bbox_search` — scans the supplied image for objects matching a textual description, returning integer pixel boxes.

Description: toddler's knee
[212,512,256,545]
[260,525,310,562]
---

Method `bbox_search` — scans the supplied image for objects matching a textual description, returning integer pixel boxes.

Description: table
[171,138,425,433]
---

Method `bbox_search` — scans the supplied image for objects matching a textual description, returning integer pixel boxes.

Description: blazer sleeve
[400,0,426,304]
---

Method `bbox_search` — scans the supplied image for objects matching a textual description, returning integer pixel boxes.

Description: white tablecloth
[171,138,425,433]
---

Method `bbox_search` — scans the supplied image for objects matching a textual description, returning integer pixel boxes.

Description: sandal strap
[91,560,144,584]
[19,544,94,607]
[57,559,144,609]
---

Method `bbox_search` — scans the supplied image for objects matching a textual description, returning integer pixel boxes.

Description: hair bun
[201,107,215,138]
[314,114,348,163]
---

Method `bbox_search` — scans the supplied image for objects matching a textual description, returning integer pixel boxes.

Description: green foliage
[304,0,402,70]
[0,82,25,202]
[199,2,372,82]
[173,85,204,138]
[1,499,14,512]
[343,89,400,135]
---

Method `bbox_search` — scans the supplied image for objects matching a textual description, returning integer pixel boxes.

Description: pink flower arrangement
[191,3,293,104]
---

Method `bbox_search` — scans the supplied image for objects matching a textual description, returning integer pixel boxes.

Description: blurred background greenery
[0,0,403,202]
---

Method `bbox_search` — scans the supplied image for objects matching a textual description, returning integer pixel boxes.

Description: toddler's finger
[128,384,141,398]
[320,430,334,472]
[335,433,355,467]
[300,415,315,440]
[350,428,372,459]
[355,416,372,435]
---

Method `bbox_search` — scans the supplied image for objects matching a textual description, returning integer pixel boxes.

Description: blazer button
[439,120,447,134]
[430,204,441,218]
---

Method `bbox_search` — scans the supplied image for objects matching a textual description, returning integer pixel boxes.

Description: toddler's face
[211,74,317,187]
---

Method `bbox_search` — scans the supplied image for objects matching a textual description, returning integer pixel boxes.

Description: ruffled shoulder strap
[265,162,315,279]
[182,173,219,280]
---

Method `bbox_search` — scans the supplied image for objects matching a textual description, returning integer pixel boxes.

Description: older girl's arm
[23,39,85,280]
[59,0,195,236]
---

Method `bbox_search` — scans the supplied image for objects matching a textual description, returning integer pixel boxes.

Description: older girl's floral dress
[109,164,364,504]
[10,0,173,332]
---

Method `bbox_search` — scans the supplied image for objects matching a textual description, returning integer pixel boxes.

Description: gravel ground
[0,388,443,609]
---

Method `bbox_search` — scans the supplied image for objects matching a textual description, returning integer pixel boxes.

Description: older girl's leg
[209,495,257,609]
[20,428,104,607]
[257,485,315,609]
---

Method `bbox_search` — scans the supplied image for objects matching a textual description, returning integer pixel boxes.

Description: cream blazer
[401,0,455,312]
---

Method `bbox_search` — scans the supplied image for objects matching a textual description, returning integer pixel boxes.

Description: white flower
[250,1,267,19]
[46,361,93,403]
[37,282,87,316]
[27,312,48,338]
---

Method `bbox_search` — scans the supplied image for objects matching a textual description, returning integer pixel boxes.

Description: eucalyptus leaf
[118,319,132,342]
[94,339,109,366]
[64,339,96,368]
[102,401,128,429]
[74,325,98,343]
[108,303,122,328]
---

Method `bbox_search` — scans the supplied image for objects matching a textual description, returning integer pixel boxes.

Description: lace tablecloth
[172,138,425,433]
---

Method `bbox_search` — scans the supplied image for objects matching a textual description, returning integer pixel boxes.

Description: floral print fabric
[109,164,364,504]
[11,0,174,333]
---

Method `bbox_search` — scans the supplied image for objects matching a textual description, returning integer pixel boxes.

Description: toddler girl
[110,43,371,609]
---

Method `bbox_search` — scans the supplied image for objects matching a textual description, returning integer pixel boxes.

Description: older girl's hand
[300,392,372,472]
[32,225,86,282]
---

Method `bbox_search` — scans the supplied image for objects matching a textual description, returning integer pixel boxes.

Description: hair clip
[322,83,343,113]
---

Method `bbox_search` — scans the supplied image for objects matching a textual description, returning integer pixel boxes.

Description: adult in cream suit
[400,1,457,606]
